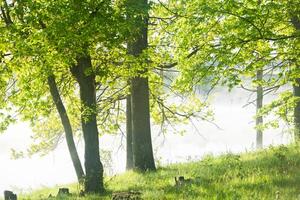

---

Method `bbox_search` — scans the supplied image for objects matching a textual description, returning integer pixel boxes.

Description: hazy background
[0,87,291,197]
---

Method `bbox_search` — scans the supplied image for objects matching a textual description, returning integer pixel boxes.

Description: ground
[17,144,300,200]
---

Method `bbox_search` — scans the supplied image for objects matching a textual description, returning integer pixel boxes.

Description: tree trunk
[47,75,85,182]
[127,0,156,171]
[256,69,263,149]
[71,55,104,193]
[294,78,300,141]
[131,77,156,171]
[126,95,134,170]
[291,17,300,142]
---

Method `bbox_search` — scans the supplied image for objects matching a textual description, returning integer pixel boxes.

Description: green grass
[18,144,300,199]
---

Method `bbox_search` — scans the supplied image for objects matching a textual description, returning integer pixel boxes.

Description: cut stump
[4,190,17,200]
[57,188,70,197]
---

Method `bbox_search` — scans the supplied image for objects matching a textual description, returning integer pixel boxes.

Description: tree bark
[291,16,300,141]
[126,95,134,170]
[130,77,156,171]
[127,0,156,171]
[293,78,300,141]
[71,55,104,193]
[47,75,85,182]
[256,69,263,149]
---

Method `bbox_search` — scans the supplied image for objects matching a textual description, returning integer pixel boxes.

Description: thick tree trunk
[131,77,156,171]
[47,75,85,182]
[127,0,156,171]
[71,55,104,193]
[293,78,300,141]
[256,69,263,149]
[126,95,134,170]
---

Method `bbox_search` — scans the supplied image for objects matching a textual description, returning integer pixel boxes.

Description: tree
[291,15,300,141]
[71,55,104,193]
[256,69,264,149]
[47,75,85,182]
[0,0,127,193]
[155,0,299,143]
[125,0,156,171]
[126,95,134,170]
[124,0,215,171]
[255,0,263,150]
[294,78,300,141]
[0,0,85,184]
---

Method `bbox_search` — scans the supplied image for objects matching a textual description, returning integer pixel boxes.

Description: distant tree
[256,69,264,149]
[126,95,134,170]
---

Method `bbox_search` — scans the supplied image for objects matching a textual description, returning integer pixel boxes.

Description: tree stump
[175,176,193,186]
[112,191,142,200]
[57,188,70,197]
[79,190,85,197]
[4,190,17,200]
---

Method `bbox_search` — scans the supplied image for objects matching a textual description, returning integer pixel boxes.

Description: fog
[0,87,291,197]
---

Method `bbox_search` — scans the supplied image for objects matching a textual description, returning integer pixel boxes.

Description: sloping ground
[19,144,300,200]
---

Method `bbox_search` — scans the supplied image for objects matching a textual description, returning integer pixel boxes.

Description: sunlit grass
[18,144,300,199]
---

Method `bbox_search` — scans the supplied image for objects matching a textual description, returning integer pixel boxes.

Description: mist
[0,86,291,197]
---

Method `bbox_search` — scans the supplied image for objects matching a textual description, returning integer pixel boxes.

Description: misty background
[0,87,291,196]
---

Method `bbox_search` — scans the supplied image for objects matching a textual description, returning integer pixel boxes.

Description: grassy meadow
[17,144,300,200]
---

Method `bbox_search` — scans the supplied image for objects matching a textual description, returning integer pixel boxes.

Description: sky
[0,87,292,198]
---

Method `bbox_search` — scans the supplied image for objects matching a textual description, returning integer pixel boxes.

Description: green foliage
[0,0,215,154]
[0,0,299,177]
[258,91,299,130]
[153,0,300,134]
[0,0,131,154]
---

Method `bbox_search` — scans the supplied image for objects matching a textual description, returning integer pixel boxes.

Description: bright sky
[0,88,291,198]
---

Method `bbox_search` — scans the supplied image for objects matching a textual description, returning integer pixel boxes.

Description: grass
[17,144,300,199]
